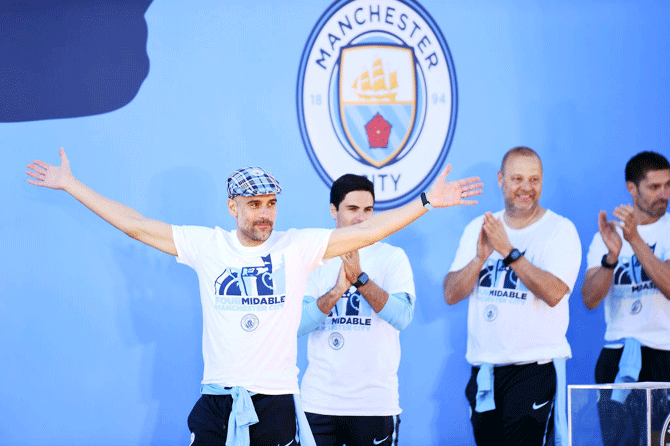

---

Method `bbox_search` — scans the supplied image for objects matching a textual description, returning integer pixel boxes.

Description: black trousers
[188,393,297,446]
[595,346,670,446]
[306,412,399,446]
[465,362,557,446]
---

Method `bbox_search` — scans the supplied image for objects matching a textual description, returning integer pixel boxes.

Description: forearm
[629,236,670,299]
[298,296,328,337]
[581,267,614,310]
[65,177,146,235]
[377,292,414,330]
[357,280,389,313]
[316,285,348,315]
[325,198,427,258]
[509,258,569,307]
[64,177,177,255]
[444,257,484,305]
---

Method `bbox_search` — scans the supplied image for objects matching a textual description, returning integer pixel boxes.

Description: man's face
[629,169,670,220]
[228,194,277,246]
[330,190,374,229]
[498,154,543,215]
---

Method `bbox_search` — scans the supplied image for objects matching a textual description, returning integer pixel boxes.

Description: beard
[240,219,274,243]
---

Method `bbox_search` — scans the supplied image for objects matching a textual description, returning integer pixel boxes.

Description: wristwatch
[502,248,522,266]
[354,272,369,288]
[420,192,434,211]
[601,254,618,269]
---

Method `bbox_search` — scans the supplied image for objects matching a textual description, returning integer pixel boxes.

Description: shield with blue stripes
[338,44,416,168]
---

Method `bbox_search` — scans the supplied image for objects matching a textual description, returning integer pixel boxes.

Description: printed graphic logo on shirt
[484,304,498,322]
[297,0,457,209]
[613,244,659,296]
[213,254,287,312]
[322,289,373,331]
[661,410,670,446]
[630,299,642,315]
[477,252,529,304]
[241,314,259,332]
[329,332,345,350]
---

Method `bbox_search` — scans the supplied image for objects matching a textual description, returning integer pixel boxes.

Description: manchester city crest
[484,304,498,322]
[328,332,345,350]
[240,314,259,332]
[298,0,457,209]
[630,299,642,315]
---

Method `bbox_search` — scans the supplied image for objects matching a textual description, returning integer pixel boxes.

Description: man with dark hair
[298,174,415,446]
[27,148,481,446]
[582,151,670,446]
[443,147,581,446]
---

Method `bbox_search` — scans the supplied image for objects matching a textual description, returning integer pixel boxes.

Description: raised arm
[444,225,492,305]
[582,211,622,309]
[613,204,670,300]
[324,165,482,259]
[27,148,177,256]
[482,212,570,307]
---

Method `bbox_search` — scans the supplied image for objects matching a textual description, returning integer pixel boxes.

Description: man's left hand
[612,204,640,242]
[341,250,362,284]
[425,164,483,208]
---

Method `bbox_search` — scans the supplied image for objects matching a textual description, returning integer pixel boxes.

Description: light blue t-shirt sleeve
[377,291,415,330]
[298,295,328,337]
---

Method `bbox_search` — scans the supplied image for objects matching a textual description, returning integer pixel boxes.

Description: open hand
[27,147,74,190]
[476,225,493,262]
[482,212,513,256]
[425,165,483,207]
[612,204,639,242]
[598,210,622,258]
[341,250,362,284]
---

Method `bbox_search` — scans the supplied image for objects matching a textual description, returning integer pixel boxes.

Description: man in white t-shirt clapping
[26,148,482,446]
[298,174,415,446]
[443,146,581,446]
[582,151,670,446]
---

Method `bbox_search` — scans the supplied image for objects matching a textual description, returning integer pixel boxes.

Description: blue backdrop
[2,1,669,444]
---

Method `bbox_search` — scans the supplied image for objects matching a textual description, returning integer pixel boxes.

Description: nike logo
[532,400,550,410]
[278,440,294,446]
[373,436,389,445]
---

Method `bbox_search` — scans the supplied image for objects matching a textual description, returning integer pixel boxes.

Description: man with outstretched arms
[26,148,481,446]
[297,174,415,446]
[581,151,670,446]
[443,147,581,446]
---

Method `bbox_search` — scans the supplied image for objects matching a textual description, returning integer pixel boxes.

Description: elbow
[444,292,458,306]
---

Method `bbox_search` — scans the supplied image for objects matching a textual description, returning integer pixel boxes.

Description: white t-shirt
[300,242,415,416]
[449,210,581,365]
[172,225,332,394]
[586,213,670,350]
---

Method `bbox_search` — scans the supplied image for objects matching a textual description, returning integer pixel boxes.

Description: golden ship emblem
[351,58,398,102]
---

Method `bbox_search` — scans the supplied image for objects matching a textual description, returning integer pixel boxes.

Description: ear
[626,181,636,196]
[497,171,503,188]
[228,198,238,218]
[330,203,338,220]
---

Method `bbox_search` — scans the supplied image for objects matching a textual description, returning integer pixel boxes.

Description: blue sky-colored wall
[2,1,669,444]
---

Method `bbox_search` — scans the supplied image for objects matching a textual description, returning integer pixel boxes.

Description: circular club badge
[328,332,345,350]
[240,314,259,332]
[298,0,457,209]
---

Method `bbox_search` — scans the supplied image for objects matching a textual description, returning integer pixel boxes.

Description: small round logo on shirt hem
[328,332,345,350]
[484,305,498,322]
[630,299,642,315]
[241,314,259,332]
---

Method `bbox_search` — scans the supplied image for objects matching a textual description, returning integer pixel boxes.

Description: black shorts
[595,346,670,446]
[305,412,399,446]
[188,393,297,446]
[465,362,556,446]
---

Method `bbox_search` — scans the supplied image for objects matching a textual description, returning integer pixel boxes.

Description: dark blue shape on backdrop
[0,0,152,122]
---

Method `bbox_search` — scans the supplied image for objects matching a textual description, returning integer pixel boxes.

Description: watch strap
[601,254,618,269]
[502,248,522,266]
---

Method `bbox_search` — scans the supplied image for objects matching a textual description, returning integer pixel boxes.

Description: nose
[661,185,670,200]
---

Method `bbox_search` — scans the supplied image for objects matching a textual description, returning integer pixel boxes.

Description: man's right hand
[27,147,74,191]
[476,225,493,263]
[598,210,622,261]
